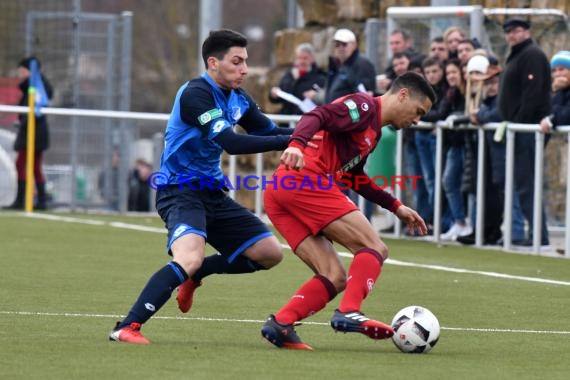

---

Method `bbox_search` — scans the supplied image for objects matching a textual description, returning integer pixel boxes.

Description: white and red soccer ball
[391,305,440,353]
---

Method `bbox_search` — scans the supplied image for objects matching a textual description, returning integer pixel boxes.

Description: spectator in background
[98,149,120,211]
[379,29,423,91]
[408,56,424,75]
[498,18,551,247]
[438,58,472,241]
[268,43,326,118]
[443,26,467,60]
[458,59,527,245]
[429,36,449,62]
[390,52,431,234]
[5,56,53,210]
[323,28,376,104]
[127,158,152,212]
[391,52,411,77]
[416,57,449,231]
[540,50,570,133]
[321,28,377,220]
[456,39,478,65]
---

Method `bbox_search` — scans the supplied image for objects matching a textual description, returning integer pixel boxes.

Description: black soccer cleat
[261,315,313,350]
[330,309,394,340]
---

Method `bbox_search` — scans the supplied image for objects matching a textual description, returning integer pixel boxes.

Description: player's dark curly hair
[390,71,437,105]
[202,29,248,69]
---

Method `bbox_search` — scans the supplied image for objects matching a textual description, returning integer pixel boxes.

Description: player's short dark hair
[201,29,248,68]
[389,72,437,105]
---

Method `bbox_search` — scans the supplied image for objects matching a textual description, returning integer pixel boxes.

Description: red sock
[274,275,336,325]
[338,248,383,312]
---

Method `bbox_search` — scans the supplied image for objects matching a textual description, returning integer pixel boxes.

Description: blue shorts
[156,186,273,263]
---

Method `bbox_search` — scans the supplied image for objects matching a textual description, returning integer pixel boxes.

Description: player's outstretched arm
[214,128,290,154]
[394,205,428,236]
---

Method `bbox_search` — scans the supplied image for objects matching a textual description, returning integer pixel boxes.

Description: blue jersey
[159,73,276,184]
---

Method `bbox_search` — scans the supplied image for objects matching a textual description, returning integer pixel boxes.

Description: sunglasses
[334,41,348,48]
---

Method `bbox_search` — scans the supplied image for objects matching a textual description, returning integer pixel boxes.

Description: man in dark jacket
[498,19,551,246]
[268,43,326,117]
[7,56,53,210]
[323,28,376,104]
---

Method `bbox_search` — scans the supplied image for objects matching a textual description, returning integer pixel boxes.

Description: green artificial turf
[0,212,569,379]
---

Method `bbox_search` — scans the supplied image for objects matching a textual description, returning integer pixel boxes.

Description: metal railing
[0,104,567,257]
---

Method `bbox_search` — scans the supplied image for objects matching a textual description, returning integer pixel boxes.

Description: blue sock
[191,253,266,282]
[119,262,188,328]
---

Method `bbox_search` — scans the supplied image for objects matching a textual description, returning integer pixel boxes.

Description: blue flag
[29,59,49,116]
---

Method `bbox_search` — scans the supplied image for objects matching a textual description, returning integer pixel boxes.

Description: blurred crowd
[268,20,570,249]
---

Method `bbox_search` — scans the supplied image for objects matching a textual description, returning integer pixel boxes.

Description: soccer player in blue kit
[109,29,295,344]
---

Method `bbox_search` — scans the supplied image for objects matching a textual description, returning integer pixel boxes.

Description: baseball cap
[466,55,490,74]
[333,29,356,43]
[503,19,531,33]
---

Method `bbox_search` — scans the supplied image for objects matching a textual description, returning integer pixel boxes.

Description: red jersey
[287,92,400,212]
[290,93,382,175]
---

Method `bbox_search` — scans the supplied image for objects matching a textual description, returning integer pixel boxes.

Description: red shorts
[263,168,358,251]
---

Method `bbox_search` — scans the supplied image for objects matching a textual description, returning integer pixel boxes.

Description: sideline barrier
[0,104,567,257]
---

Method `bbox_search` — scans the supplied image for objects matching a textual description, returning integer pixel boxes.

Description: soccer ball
[391,305,440,353]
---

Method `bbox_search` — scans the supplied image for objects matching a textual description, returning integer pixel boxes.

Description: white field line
[10,212,570,287]
[1,310,569,335]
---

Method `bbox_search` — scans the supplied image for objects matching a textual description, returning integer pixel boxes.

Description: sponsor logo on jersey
[212,120,225,133]
[173,224,188,238]
[343,99,360,122]
[361,102,369,111]
[340,154,363,172]
[231,106,242,120]
[198,108,223,125]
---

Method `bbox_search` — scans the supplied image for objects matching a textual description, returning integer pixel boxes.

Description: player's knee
[261,237,284,268]
[262,249,284,268]
[370,241,389,261]
[175,255,204,276]
[172,250,204,275]
[249,236,283,269]
[328,270,347,293]
[378,242,389,260]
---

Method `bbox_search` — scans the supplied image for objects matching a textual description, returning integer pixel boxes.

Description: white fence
[0,104,568,258]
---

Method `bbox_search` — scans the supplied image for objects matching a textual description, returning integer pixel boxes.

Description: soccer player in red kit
[261,72,436,350]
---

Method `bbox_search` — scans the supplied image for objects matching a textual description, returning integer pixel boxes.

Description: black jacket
[420,80,449,124]
[269,64,326,115]
[438,86,466,147]
[14,75,53,152]
[325,50,376,104]
[550,86,570,128]
[498,38,551,123]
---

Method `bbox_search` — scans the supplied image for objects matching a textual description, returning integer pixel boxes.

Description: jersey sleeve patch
[343,99,360,123]
[198,108,223,125]
[208,119,230,139]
